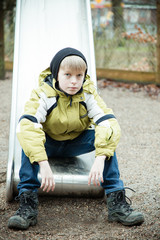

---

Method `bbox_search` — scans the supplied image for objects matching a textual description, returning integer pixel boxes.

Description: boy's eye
[65,73,70,76]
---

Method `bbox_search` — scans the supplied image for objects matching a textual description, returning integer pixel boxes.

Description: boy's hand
[88,155,106,186]
[38,160,55,192]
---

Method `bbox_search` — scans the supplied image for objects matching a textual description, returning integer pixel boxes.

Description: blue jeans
[17,130,124,195]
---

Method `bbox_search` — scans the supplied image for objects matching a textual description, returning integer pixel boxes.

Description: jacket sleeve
[16,88,48,164]
[84,83,121,158]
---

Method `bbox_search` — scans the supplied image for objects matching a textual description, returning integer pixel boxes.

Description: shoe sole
[8,216,37,230]
[108,215,144,226]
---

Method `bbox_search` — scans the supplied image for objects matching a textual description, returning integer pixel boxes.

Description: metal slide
[6,0,104,201]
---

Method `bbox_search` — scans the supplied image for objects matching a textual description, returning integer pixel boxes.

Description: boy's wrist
[38,160,48,166]
[96,155,106,161]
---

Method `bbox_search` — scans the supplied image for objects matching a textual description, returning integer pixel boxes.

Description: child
[8,47,144,229]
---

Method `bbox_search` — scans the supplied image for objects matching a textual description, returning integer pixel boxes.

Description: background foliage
[2,0,158,73]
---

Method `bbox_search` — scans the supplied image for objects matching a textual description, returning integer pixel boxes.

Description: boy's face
[57,66,85,95]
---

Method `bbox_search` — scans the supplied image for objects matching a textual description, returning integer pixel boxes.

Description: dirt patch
[0,74,160,239]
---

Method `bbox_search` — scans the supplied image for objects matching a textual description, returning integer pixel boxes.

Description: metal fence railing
[91,1,157,73]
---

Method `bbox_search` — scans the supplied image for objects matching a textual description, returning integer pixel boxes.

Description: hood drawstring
[70,96,72,107]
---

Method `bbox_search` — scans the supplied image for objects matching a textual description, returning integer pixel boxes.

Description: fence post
[156,0,160,85]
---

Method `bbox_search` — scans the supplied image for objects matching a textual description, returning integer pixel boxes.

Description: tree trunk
[112,0,125,32]
[156,0,160,84]
[0,1,5,79]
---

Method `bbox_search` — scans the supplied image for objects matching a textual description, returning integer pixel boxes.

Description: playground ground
[0,73,160,240]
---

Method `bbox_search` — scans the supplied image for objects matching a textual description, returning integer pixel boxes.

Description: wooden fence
[96,68,156,84]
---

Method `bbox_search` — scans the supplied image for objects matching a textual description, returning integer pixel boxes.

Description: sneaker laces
[108,187,135,214]
[116,187,135,213]
[123,187,135,204]
[15,192,38,217]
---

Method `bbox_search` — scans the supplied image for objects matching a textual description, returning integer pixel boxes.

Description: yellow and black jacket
[17,68,121,164]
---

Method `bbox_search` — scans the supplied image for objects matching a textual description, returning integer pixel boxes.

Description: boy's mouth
[69,87,77,90]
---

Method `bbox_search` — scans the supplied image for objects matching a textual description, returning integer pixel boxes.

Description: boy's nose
[71,76,77,84]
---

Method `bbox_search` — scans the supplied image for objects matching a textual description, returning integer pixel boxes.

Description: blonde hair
[60,55,87,72]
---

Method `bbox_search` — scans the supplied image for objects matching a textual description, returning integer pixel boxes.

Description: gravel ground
[0,74,160,240]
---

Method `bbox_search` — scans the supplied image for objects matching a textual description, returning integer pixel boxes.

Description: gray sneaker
[8,191,38,230]
[106,189,144,226]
